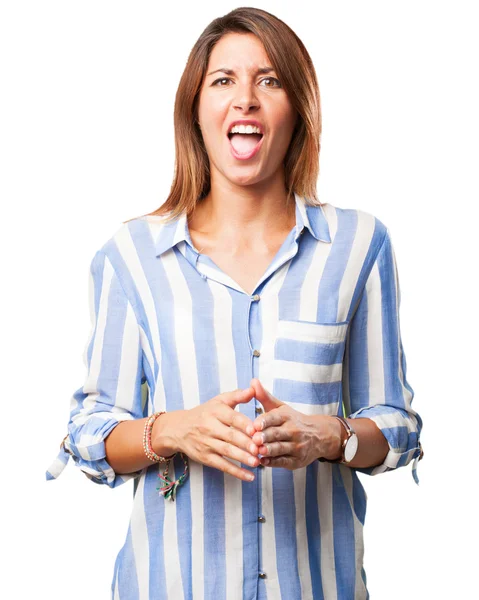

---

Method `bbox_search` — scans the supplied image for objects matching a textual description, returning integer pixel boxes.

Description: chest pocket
[272,319,349,412]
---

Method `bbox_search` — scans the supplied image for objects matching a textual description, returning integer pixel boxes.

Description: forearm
[104,411,181,475]
[321,416,389,469]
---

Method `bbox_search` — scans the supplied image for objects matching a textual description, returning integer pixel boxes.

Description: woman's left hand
[249,378,342,469]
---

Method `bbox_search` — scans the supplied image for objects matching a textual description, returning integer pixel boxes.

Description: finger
[209,435,260,468]
[220,387,255,409]
[252,425,292,447]
[206,452,255,482]
[250,378,284,413]
[216,400,256,437]
[253,409,285,432]
[218,386,256,436]
[260,455,295,469]
[258,441,296,458]
[215,421,261,457]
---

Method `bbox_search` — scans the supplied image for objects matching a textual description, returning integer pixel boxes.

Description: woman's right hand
[152,387,260,481]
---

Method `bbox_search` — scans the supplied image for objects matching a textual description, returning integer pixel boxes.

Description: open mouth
[227,132,264,157]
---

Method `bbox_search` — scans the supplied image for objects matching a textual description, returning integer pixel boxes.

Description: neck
[188,178,296,250]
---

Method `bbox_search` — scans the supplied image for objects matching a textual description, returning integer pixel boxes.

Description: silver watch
[318,416,358,464]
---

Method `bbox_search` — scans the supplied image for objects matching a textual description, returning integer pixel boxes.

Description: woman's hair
[127,6,323,225]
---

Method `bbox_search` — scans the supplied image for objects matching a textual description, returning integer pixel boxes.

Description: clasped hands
[165,377,342,482]
[241,378,341,471]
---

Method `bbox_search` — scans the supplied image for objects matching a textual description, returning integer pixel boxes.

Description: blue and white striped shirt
[46,193,423,600]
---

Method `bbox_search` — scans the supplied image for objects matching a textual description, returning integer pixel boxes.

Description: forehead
[208,32,272,71]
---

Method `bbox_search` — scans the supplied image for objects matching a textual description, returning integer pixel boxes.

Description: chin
[227,173,265,187]
[216,163,262,184]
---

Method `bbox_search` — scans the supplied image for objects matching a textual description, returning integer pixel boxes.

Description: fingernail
[262,458,270,465]
[247,426,255,436]
[249,456,256,466]
[261,420,265,430]
[247,473,254,481]
[250,444,257,454]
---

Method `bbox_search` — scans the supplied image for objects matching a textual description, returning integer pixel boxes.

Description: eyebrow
[206,67,275,77]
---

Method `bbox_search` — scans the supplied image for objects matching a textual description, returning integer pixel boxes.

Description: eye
[212,77,233,86]
[211,76,282,88]
[260,77,282,88]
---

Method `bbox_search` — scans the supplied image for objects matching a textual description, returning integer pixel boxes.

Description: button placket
[247,285,266,578]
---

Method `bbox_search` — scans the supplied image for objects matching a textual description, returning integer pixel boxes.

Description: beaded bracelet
[143,411,177,464]
[143,411,189,502]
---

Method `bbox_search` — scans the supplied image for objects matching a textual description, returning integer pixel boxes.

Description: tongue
[229,133,262,154]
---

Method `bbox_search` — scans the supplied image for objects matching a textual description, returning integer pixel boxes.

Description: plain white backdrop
[1,1,477,598]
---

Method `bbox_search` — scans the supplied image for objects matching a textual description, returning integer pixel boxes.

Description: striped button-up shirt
[46,193,423,600]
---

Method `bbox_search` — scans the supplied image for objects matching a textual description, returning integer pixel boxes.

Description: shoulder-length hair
[128,6,323,225]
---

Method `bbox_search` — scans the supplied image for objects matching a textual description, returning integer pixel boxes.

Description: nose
[232,81,260,112]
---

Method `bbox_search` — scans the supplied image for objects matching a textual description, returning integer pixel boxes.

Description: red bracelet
[143,411,177,464]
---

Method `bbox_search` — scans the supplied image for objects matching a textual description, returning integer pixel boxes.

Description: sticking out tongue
[229,133,262,154]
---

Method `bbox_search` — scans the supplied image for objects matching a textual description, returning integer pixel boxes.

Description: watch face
[344,434,359,462]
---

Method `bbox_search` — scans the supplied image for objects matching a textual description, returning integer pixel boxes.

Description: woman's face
[197,32,298,189]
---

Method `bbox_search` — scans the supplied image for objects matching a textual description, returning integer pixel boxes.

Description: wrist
[320,415,344,461]
[151,411,182,456]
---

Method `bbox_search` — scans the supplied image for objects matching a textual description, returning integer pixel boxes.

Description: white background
[1,1,477,598]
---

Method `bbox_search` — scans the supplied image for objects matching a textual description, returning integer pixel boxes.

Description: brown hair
[127,6,323,225]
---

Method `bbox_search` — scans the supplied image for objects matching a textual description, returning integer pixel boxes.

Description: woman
[47,7,423,600]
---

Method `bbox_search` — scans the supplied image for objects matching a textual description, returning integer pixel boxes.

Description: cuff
[348,405,424,485]
[46,415,143,488]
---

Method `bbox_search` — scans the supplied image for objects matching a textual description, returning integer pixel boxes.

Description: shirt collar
[154,191,331,257]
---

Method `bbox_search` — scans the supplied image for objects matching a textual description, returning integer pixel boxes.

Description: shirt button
[252,294,261,301]
[259,572,267,579]
[255,406,263,414]
[258,515,266,523]
[253,349,261,357]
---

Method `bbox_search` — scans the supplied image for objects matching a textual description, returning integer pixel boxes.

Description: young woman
[47,7,423,600]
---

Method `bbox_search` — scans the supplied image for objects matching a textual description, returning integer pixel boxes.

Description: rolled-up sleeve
[343,228,424,484]
[46,249,147,488]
